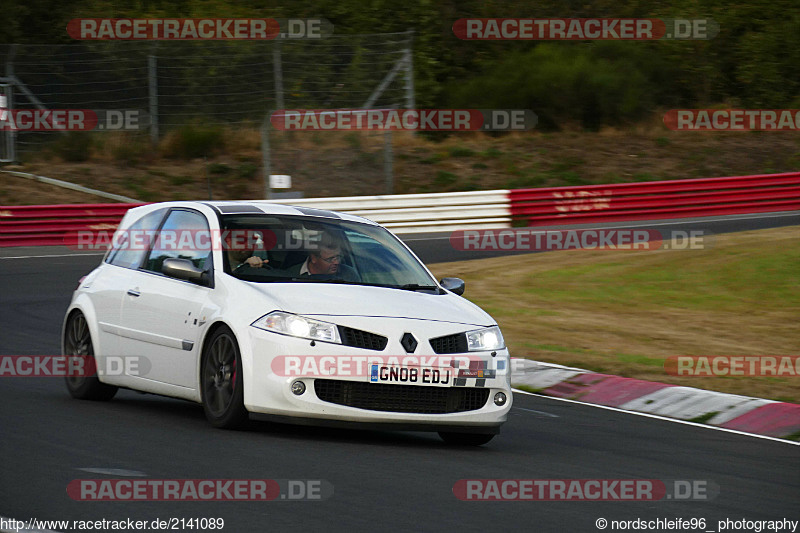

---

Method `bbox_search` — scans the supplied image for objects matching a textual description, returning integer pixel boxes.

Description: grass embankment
[430,226,800,403]
[1,127,800,205]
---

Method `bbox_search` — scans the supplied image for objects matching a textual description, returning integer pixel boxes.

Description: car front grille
[429,333,468,354]
[314,379,489,414]
[338,326,388,351]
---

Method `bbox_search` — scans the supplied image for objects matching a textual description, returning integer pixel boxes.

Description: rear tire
[201,326,248,429]
[438,432,495,446]
[63,311,118,401]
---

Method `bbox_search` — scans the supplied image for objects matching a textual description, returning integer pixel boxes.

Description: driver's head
[308,231,343,275]
[224,231,256,265]
[229,246,253,264]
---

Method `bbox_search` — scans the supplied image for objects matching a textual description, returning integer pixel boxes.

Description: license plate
[369,364,452,387]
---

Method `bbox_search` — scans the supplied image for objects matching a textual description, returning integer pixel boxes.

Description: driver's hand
[244,256,267,268]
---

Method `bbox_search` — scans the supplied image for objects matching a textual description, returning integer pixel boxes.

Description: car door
[92,208,168,359]
[118,208,213,390]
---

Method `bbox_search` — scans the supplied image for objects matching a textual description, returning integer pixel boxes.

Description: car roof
[125,201,379,227]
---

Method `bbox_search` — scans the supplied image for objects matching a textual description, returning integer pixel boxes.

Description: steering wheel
[234,262,274,274]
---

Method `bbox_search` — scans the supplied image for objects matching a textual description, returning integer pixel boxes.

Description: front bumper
[241,316,512,432]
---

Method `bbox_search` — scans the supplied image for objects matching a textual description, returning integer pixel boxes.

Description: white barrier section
[269,190,512,234]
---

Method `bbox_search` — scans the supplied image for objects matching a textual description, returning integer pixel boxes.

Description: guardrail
[1,173,798,247]
[0,204,142,247]
[508,172,800,225]
[270,190,511,234]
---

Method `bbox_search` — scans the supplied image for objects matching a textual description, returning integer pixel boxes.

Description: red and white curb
[511,359,800,440]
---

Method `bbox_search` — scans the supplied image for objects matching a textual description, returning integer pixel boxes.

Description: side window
[144,210,211,274]
[106,209,167,269]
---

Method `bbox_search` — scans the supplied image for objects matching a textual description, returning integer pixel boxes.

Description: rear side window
[106,208,167,269]
[144,209,211,273]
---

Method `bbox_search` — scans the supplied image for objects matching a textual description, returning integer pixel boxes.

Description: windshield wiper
[288,278,386,288]
[394,283,441,292]
[242,276,441,292]
[289,277,356,284]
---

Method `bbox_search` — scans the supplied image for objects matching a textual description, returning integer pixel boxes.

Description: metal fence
[0,33,414,196]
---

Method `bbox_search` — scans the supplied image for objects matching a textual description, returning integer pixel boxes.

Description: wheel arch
[197,320,241,388]
[196,319,250,428]
[61,299,99,356]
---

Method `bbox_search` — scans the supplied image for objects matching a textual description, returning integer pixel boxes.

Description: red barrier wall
[508,172,800,226]
[0,203,143,247]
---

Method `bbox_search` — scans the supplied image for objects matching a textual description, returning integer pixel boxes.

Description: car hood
[250,282,494,326]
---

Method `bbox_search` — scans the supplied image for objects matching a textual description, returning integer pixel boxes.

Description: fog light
[493,392,507,406]
[291,380,306,395]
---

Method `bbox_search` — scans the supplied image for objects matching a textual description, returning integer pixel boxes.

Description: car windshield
[220,214,438,290]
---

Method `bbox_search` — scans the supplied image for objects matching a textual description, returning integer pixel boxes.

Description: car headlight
[466,326,505,351]
[251,311,341,344]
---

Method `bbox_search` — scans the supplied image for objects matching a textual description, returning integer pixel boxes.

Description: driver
[225,232,269,273]
[291,230,358,281]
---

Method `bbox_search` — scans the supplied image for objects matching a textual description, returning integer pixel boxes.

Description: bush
[53,133,92,162]
[111,135,148,165]
[207,163,231,175]
[448,146,475,157]
[236,162,258,179]
[167,174,193,186]
[161,124,225,159]
[434,170,459,190]
[448,43,661,130]
[481,147,503,158]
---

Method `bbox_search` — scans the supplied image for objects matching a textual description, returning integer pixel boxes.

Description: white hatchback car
[62,201,512,445]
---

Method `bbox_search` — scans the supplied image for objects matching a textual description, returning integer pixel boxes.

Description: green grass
[526,246,800,312]
[615,354,666,367]
[431,227,800,402]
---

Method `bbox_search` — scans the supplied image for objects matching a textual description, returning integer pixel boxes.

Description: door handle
[127,289,141,297]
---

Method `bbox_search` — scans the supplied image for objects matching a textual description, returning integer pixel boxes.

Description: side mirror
[162,258,207,284]
[440,277,465,296]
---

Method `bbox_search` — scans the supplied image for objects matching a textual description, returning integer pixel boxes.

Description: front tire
[439,432,495,446]
[63,311,118,401]
[201,326,248,429]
